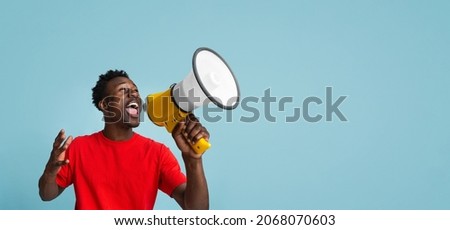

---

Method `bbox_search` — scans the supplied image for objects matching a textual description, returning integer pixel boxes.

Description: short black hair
[92,69,129,110]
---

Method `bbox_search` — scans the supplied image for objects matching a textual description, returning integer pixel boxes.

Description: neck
[102,123,134,141]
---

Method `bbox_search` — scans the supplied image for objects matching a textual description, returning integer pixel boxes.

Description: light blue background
[1,0,449,210]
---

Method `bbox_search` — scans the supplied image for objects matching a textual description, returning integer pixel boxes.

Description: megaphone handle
[191,137,211,155]
[162,114,211,155]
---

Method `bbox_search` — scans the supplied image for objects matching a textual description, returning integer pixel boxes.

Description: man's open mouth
[125,101,139,118]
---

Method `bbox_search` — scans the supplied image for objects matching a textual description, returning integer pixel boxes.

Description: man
[38,69,209,210]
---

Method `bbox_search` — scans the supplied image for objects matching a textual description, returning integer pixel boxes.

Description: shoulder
[71,131,101,144]
[63,132,102,161]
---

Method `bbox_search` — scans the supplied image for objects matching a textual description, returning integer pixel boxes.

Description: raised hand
[45,129,73,175]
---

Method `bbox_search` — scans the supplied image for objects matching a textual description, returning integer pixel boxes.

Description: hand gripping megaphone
[146,47,240,155]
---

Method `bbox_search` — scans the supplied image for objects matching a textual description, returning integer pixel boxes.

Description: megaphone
[146,47,240,155]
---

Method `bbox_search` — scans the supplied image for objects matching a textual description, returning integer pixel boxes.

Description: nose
[128,89,139,98]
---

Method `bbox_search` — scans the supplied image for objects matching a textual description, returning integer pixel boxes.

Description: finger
[57,136,73,158]
[186,114,199,124]
[192,130,210,143]
[52,135,72,165]
[55,159,70,167]
[202,128,210,141]
[61,135,73,151]
[54,129,64,140]
[184,116,199,134]
[187,124,203,143]
[53,129,66,149]
[172,121,186,137]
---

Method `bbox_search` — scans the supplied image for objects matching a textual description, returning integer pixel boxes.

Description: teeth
[127,102,139,108]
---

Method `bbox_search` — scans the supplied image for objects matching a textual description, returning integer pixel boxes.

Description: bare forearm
[183,157,209,210]
[38,171,62,201]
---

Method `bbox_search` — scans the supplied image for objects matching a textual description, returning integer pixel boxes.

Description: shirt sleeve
[158,145,187,196]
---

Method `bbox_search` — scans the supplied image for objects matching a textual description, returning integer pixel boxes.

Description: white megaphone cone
[145,47,240,155]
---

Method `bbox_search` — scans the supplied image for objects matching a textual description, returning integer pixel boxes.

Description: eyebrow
[115,82,137,88]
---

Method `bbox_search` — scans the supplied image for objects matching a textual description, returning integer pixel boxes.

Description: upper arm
[171,182,186,209]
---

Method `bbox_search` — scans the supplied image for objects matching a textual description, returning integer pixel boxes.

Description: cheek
[108,95,125,106]
[106,99,124,115]
[103,103,123,123]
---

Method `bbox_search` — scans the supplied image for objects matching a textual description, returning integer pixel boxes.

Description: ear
[98,99,108,112]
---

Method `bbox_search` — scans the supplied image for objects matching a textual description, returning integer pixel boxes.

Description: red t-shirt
[56,131,187,210]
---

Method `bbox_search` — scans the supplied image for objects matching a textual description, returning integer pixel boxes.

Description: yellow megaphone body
[146,47,240,155]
